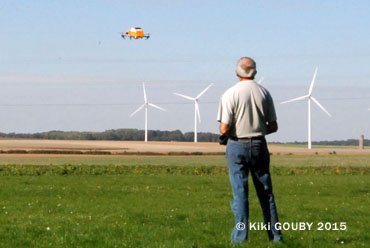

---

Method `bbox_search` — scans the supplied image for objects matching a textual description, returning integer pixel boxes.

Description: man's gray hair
[235,57,257,79]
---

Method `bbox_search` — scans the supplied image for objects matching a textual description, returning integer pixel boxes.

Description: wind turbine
[173,83,213,143]
[130,83,166,142]
[280,67,331,150]
[257,76,264,84]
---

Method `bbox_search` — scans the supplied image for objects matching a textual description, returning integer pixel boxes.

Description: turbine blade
[308,67,318,95]
[148,103,166,111]
[196,83,213,99]
[310,96,332,117]
[143,83,147,103]
[257,76,264,84]
[130,103,146,117]
[280,95,308,104]
[195,102,201,123]
[173,93,195,101]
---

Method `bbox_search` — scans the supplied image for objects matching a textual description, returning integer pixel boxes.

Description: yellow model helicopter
[121,27,150,40]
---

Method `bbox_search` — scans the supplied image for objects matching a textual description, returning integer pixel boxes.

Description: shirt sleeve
[265,92,277,122]
[217,93,234,125]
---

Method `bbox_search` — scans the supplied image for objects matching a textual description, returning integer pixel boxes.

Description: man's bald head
[235,57,257,79]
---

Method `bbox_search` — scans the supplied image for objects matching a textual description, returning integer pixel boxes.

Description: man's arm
[267,121,278,134]
[219,122,230,135]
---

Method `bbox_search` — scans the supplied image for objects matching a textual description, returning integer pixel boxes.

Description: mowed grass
[0,174,369,248]
[0,154,369,247]
[1,154,370,167]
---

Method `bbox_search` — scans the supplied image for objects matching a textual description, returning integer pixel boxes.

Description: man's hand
[219,122,230,135]
[219,122,230,145]
[267,121,278,134]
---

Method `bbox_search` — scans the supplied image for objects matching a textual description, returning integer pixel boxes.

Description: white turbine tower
[130,83,166,142]
[280,67,331,150]
[173,83,213,143]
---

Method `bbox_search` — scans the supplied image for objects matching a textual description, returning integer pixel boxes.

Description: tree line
[0,129,368,145]
[0,129,219,142]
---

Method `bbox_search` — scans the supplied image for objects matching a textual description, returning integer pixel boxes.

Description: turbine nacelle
[280,68,331,117]
[130,83,166,117]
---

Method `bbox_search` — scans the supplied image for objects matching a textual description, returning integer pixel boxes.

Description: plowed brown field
[0,139,369,155]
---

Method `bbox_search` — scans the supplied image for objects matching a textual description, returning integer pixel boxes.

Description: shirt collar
[238,79,255,84]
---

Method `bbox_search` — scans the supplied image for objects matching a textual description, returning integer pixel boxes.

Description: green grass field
[0,155,369,247]
[1,154,370,167]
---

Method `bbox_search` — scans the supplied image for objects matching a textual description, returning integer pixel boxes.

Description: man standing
[217,57,283,244]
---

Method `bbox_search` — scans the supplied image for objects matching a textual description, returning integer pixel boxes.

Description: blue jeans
[226,138,283,243]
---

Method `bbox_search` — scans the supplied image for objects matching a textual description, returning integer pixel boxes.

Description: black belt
[230,136,265,141]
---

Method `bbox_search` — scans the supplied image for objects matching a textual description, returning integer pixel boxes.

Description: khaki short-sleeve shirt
[217,80,277,138]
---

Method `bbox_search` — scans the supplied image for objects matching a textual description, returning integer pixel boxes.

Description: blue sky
[0,0,369,142]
